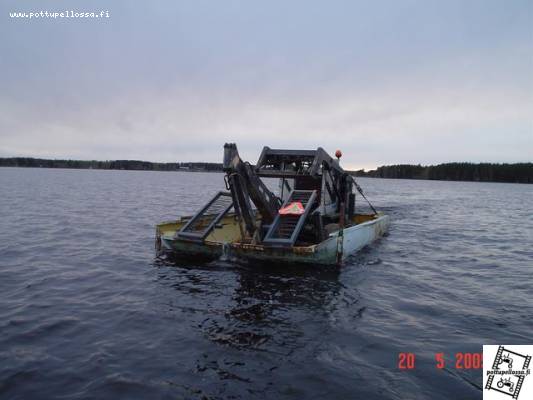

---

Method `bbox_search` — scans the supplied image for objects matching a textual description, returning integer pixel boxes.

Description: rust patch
[292,246,315,254]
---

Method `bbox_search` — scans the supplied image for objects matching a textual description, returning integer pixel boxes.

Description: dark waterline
[1,168,532,399]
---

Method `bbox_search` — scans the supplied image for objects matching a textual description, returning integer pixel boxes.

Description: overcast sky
[1,0,532,169]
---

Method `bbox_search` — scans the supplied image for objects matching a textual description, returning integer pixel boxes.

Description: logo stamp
[484,345,532,399]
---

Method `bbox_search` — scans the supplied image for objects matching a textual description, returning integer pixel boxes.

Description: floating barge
[156,144,389,265]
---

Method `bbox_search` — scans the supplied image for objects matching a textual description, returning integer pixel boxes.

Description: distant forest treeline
[0,158,224,172]
[354,163,533,183]
[1,158,532,183]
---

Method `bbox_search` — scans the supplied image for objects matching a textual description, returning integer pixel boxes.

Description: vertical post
[336,201,345,265]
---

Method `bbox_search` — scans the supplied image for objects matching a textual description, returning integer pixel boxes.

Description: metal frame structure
[177,143,376,248]
[177,191,233,242]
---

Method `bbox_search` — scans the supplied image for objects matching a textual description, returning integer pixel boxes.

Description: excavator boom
[223,143,280,237]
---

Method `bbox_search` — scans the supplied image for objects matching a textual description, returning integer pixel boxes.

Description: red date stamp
[398,352,483,370]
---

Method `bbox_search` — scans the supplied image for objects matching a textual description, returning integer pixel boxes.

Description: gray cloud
[1,0,532,169]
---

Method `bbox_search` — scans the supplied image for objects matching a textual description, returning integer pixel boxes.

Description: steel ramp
[262,190,317,247]
[177,191,233,242]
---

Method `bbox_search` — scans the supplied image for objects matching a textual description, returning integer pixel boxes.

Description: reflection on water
[155,258,344,354]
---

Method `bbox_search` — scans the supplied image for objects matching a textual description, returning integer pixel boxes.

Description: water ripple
[0,168,532,399]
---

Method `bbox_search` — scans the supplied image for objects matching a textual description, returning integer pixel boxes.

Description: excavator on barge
[155,144,389,265]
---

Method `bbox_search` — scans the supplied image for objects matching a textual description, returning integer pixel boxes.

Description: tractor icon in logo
[497,377,515,393]
[498,353,514,370]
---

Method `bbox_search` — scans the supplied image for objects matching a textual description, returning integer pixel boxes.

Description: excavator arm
[223,143,280,238]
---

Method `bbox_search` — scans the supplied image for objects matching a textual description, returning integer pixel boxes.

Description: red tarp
[278,202,305,215]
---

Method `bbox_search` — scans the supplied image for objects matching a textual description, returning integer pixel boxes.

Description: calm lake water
[1,168,532,399]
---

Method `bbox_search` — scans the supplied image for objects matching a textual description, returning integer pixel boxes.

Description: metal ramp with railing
[176,191,233,242]
[262,190,317,247]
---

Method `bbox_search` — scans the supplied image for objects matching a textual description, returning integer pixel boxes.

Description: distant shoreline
[1,157,531,184]
[352,162,532,184]
[0,158,223,173]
